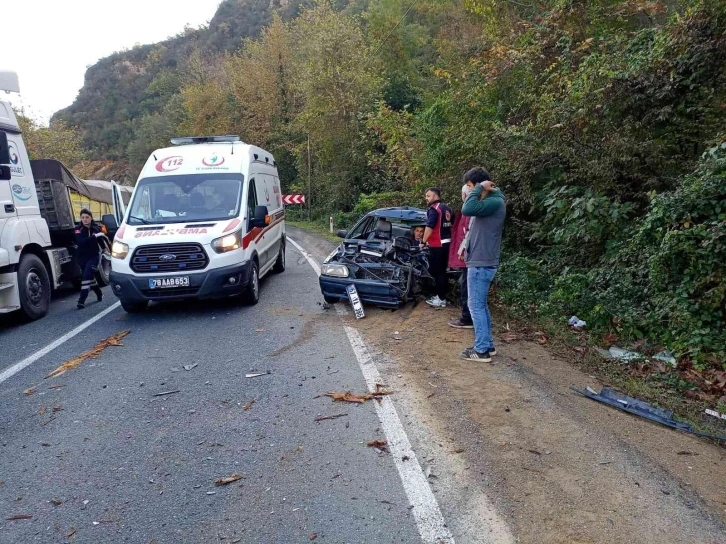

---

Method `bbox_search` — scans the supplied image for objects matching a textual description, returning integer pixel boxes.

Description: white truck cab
[109,136,286,312]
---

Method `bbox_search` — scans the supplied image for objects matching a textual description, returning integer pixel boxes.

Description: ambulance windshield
[127,174,243,224]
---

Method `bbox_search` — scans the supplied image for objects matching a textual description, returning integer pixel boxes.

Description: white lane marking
[287,237,321,276]
[288,237,455,543]
[0,301,121,385]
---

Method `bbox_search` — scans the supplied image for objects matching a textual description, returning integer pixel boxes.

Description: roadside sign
[282,194,305,205]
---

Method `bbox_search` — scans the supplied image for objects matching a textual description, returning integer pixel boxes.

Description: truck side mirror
[0,165,10,181]
[0,131,9,165]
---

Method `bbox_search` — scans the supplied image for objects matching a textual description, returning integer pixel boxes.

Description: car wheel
[323,295,340,304]
[18,254,51,321]
[244,261,260,305]
[273,242,286,273]
[120,299,148,313]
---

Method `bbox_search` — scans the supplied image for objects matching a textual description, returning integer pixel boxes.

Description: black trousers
[459,269,471,321]
[78,256,102,304]
[428,245,450,299]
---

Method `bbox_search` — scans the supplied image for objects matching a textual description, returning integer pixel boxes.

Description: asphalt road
[0,232,438,543]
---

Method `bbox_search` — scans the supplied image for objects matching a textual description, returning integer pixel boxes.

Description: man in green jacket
[459,167,506,362]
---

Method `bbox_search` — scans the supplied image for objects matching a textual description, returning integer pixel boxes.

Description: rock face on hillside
[53,0,310,162]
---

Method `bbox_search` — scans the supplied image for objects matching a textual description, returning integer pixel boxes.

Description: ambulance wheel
[323,296,340,304]
[120,299,148,313]
[273,242,286,273]
[18,254,51,321]
[243,262,260,305]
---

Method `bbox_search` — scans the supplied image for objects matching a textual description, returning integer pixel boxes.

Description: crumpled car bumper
[319,275,404,308]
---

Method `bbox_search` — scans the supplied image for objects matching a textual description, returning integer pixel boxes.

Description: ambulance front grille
[130,243,209,273]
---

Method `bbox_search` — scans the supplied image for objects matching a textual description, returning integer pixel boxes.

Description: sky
[3,0,222,124]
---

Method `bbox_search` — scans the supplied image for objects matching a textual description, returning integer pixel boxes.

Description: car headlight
[211,230,242,253]
[111,240,129,259]
[321,263,349,277]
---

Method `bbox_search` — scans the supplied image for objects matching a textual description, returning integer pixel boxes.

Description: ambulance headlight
[111,240,129,259]
[211,230,242,253]
[321,263,349,278]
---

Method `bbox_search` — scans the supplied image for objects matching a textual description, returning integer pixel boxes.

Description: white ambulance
[109,136,285,313]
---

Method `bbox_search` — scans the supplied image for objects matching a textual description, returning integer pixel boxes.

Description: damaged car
[319,207,435,308]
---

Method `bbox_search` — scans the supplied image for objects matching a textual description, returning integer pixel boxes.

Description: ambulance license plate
[148,276,190,289]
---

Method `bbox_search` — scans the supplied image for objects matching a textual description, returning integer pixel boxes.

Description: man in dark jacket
[459,168,506,362]
[75,209,105,309]
[421,187,453,308]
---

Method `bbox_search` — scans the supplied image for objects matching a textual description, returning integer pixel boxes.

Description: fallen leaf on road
[450,449,465,454]
[53,405,63,412]
[534,332,548,345]
[50,498,62,506]
[66,527,77,538]
[38,407,46,415]
[214,473,244,486]
[6,514,32,520]
[48,384,66,390]
[326,388,392,404]
[243,400,255,411]
[501,332,519,343]
[309,533,318,540]
[314,413,348,422]
[23,387,36,396]
[255,329,265,332]
[367,439,388,452]
[45,330,130,379]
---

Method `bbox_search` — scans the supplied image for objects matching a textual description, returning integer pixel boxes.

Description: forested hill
[52,0,311,162]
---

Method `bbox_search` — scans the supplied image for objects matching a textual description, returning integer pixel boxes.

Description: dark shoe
[460,347,492,363]
[449,318,474,329]
[96,292,103,302]
[77,302,85,310]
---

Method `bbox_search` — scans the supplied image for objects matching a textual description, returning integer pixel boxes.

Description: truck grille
[130,243,209,273]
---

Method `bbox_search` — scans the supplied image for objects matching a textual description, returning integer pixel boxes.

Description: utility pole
[307,134,312,222]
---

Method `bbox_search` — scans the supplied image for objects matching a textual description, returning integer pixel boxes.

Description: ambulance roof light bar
[170,135,241,146]
[0,71,20,94]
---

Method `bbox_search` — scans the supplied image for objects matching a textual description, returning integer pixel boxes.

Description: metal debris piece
[571,386,726,442]
[153,390,180,397]
[246,372,269,378]
[315,413,348,422]
[183,364,198,371]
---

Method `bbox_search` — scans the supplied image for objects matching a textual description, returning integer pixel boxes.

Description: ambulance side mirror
[252,205,269,228]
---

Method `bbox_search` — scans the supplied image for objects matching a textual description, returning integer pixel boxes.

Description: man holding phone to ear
[459,167,506,363]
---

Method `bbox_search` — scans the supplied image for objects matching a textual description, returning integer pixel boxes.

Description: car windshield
[126,174,243,225]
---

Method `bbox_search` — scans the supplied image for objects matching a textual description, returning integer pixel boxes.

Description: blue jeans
[467,266,497,353]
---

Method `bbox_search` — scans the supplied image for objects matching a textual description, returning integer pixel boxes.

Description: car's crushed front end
[319,208,433,308]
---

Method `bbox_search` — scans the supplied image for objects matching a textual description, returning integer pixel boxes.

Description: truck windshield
[126,174,243,225]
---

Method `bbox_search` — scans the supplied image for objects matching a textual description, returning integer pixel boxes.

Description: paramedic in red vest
[421,187,453,308]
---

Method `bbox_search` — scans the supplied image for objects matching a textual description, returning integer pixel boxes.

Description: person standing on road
[421,187,453,308]
[460,168,506,362]
[75,208,105,309]
[448,183,474,328]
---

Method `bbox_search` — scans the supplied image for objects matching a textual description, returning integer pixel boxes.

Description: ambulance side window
[247,179,258,230]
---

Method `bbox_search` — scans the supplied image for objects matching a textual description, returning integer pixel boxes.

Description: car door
[246,177,267,268]
[111,181,127,226]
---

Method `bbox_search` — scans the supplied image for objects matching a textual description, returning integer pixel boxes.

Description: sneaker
[449,318,474,329]
[425,296,447,308]
[489,347,497,356]
[460,347,492,362]
[76,302,85,310]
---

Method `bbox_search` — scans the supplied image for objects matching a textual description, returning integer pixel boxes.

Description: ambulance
[108,136,285,313]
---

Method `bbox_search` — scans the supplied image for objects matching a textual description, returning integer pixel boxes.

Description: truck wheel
[243,261,260,305]
[95,253,111,287]
[323,295,340,304]
[273,242,286,273]
[120,299,148,313]
[18,254,51,321]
